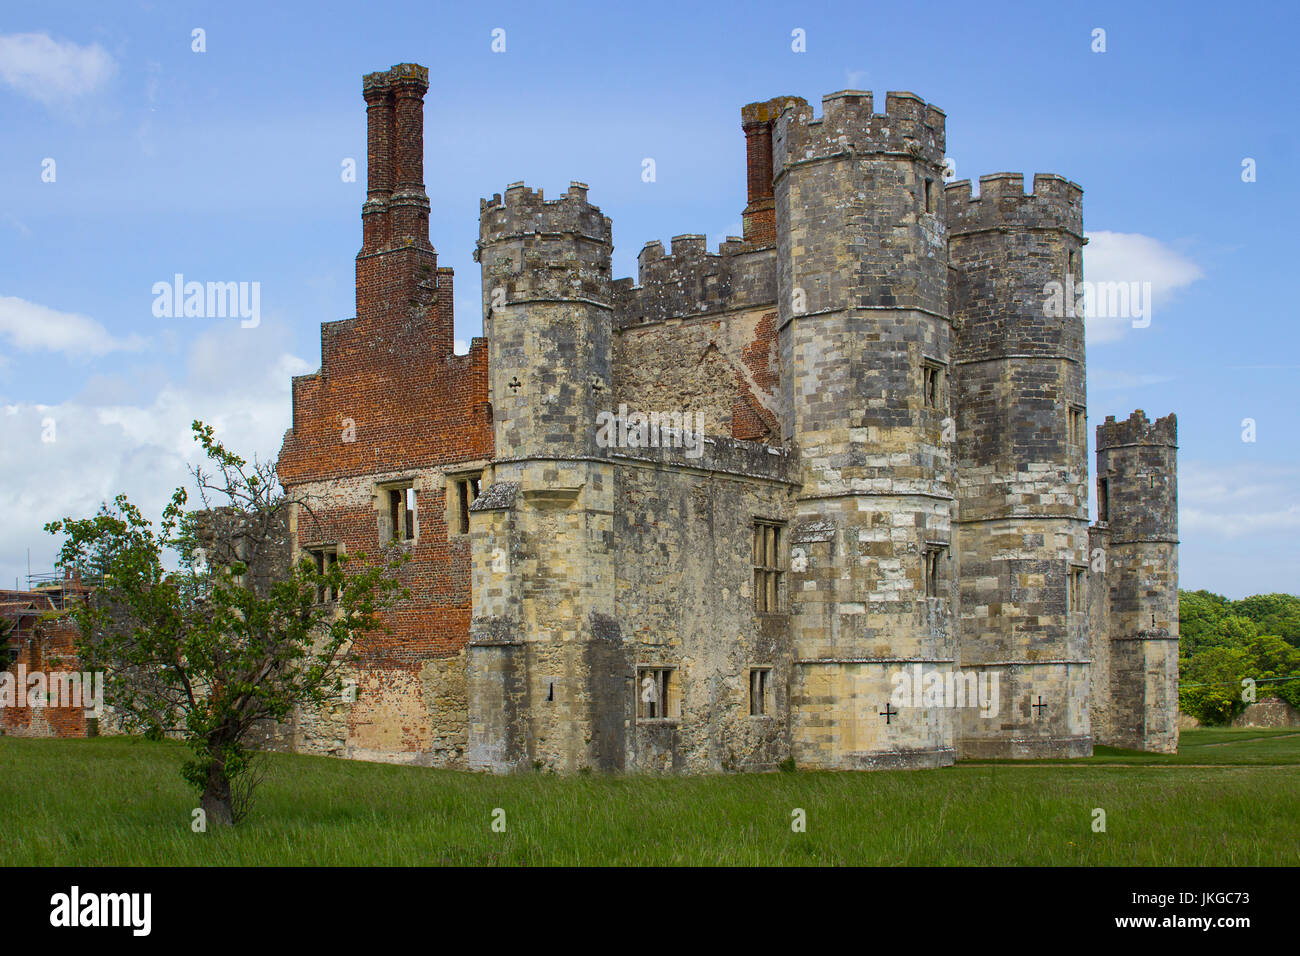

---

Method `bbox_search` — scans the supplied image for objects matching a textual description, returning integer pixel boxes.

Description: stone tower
[946,174,1092,758]
[773,92,957,769]
[465,183,627,772]
[1092,411,1180,753]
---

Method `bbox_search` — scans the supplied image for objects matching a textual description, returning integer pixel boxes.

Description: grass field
[2,728,1297,866]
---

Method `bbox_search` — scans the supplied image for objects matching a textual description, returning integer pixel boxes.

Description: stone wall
[1231,698,1300,728]
[612,235,781,442]
[614,443,797,772]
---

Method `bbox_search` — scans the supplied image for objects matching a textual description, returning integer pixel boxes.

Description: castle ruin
[271,63,1180,772]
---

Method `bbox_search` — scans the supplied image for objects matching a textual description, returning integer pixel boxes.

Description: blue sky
[0,0,1296,598]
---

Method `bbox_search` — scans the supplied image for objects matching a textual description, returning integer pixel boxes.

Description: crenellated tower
[946,173,1092,758]
[772,91,957,769]
[1093,411,1179,753]
[466,183,626,773]
[476,182,613,458]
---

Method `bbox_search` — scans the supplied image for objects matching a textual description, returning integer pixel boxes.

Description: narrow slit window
[305,546,338,603]
[1098,476,1110,523]
[388,488,402,542]
[1068,567,1086,613]
[451,472,482,536]
[753,520,784,613]
[923,361,943,409]
[1068,405,1085,447]
[749,668,771,716]
[457,480,470,534]
[924,545,948,599]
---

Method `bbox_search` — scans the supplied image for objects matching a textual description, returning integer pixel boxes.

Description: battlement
[477,181,612,248]
[636,233,754,276]
[476,182,613,306]
[614,234,777,327]
[773,90,946,172]
[945,173,1083,236]
[1097,410,1178,450]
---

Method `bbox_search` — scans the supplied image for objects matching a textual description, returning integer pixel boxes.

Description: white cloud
[0,295,148,358]
[1083,231,1203,345]
[0,322,308,587]
[0,33,115,104]
[453,338,468,355]
[1180,460,1300,538]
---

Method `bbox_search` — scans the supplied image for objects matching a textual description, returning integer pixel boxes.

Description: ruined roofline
[1096,409,1178,449]
[946,172,1084,235]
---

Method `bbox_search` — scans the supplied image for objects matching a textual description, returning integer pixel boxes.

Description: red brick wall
[0,615,95,738]
[732,309,780,441]
[274,68,493,757]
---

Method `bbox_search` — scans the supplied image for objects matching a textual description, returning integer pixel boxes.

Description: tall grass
[2,729,1296,866]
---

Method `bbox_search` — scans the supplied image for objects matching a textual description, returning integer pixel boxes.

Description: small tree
[46,421,407,826]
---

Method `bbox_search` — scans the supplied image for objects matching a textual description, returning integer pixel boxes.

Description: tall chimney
[361,70,395,255]
[740,96,804,246]
[355,63,445,351]
[388,63,431,245]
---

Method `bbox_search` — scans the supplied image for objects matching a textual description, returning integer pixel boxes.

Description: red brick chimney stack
[740,96,805,246]
[361,78,394,254]
[742,119,775,244]
[388,64,431,245]
[355,63,443,348]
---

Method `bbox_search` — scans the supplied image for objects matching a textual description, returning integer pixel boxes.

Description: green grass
[2,729,1297,866]
[967,727,1300,766]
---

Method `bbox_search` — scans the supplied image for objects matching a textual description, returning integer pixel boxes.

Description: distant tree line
[1179,590,1300,724]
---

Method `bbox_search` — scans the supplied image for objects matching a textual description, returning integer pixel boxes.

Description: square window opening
[636,667,680,720]
[381,481,417,543]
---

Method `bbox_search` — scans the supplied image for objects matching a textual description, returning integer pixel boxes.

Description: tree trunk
[200,761,234,827]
